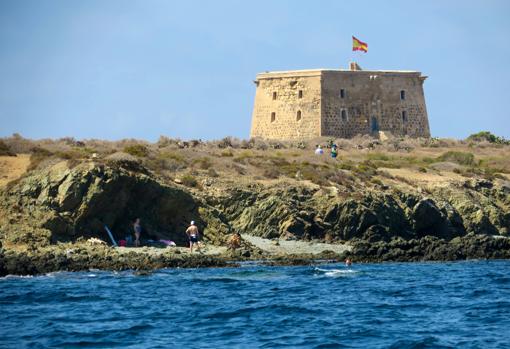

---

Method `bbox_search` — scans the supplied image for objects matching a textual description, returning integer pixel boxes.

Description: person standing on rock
[186,221,200,253]
[133,218,142,247]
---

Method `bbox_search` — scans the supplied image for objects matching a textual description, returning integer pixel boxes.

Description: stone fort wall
[321,70,430,138]
[250,67,430,140]
[250,71,322,139]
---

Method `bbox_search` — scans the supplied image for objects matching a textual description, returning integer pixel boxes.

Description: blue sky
[0,0,509,140]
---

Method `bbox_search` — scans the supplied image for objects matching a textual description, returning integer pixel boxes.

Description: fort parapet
[250,62,430,139]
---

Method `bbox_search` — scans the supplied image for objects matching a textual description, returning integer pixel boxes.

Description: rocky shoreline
[1,136,509,276]
[2,233,510,276]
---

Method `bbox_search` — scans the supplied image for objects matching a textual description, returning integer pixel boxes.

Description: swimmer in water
[345,258,352,267]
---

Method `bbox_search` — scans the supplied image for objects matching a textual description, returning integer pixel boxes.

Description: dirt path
[242,234,351,255]
[113,235,350,257]
[115,244,229,256]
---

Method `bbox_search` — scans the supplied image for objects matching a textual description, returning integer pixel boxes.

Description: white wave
[314,267,358,277]
[1,274,34,279]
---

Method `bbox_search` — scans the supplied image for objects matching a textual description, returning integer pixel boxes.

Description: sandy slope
[0,155,30,187]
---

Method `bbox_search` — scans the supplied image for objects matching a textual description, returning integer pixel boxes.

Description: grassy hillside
[1,133,509,193]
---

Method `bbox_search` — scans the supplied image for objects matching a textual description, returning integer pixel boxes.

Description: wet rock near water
[0,244,231,276]
[349,234,510,262]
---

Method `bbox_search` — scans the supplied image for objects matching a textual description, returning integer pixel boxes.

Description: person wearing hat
[185,221,200,253]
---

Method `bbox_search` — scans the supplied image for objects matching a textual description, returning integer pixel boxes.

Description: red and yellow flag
[352,36,368,52]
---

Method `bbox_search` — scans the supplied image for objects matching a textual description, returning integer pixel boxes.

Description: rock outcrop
[0,158,509,275]
[0,160,231,248]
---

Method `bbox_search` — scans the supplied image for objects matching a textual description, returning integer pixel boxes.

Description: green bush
[124,144,150,157]
[437,151,475,166]
[181,174,199,187]
[467,131,509,145]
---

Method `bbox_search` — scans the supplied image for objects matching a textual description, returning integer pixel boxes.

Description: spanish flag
[352,36,368,52]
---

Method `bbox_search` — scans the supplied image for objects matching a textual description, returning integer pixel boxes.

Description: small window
[402,110,407,122]
[271,112,276,122]
[340,89,345,98]
[400,90,406,100]
[298,90,303,99]
[341,109,347,121]
[272,92,277,100]
[296,110,302,121]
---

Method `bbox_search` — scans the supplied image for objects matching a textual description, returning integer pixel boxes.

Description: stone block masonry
[250,63,431,140]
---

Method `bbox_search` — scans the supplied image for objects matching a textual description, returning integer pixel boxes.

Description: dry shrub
[2,134,35,153]
[105,151,138,163]
[149,151,187,172]
[233,150,255,164]
[240,139,255,149]
[437,151,475,166]
[232,163,246,175]
[197,157,213,170]
[216,136,241,149]
[124,144,150,157]
[207,168,219,177]
[251,138,269,150]
[157,135,179,148]
[27,147,53,171]
[353,160,378,180]
[263,168,280,179]
[394,175,415,185]
[0,140,15,156]
[378,170,394,179]
[327,170,353,186]
[181,174,199,187]
[221,149,234,157]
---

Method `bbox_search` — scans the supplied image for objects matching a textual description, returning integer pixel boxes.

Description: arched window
[400,90,406,100]
[272,92,277,100]
[341,109,347,121]
[340,89,345,98]
[296,110,302,121]
[402,110,408,122]
[298,90,303,99]
[271,112,276,122]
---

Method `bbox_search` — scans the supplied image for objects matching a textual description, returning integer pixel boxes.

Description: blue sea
[1,261,510,348]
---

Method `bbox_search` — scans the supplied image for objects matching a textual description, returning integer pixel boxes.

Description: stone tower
[250,62,430,140]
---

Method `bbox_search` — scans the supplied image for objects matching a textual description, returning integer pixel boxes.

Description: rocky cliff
[1,135,510,275]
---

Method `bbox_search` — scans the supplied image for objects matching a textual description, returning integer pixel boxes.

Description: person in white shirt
[315,145,324,155]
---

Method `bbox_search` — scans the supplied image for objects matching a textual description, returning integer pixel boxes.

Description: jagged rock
[0,161,230,247]
[412,198,449,238]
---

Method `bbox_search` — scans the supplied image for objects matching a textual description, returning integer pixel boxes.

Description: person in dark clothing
[133,218,142,247]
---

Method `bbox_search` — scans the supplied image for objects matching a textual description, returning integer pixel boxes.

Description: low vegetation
[0,140,15,156]
[467,131,509,145]
[1,132,509,191]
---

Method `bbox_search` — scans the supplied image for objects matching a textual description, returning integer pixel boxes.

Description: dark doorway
[371,116,379,133]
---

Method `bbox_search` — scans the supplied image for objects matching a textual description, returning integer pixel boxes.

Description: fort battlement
[250,62,431,140]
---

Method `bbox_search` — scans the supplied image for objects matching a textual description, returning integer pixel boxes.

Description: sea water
[1,261,510,348]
